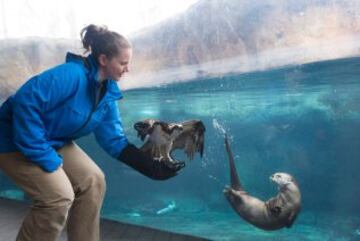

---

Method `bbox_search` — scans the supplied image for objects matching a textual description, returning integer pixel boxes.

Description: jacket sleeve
[12,64,81,172]
[94,100,129,158]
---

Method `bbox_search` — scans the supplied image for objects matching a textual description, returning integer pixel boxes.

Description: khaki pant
[0,142,106,241]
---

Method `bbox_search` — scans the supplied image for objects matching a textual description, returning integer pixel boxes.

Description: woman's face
[98,48,132,82]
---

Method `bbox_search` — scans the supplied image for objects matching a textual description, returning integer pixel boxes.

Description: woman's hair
[80,24,131,60]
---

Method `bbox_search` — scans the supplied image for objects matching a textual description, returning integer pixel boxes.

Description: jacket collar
[65,52,123,100]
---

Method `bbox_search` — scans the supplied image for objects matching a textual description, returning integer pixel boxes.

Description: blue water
[1,57,360,240]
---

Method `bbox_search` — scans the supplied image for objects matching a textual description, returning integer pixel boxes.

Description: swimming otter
[223,135,301,230]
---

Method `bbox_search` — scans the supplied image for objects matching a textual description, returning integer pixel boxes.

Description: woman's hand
[118,143,185,180]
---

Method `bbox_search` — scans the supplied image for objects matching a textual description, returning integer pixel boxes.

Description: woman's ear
[98,54,108,67]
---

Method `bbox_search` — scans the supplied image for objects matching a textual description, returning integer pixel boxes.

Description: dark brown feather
[171,120,206,160]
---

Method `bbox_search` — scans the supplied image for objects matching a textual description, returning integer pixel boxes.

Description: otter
[223,135,301,230]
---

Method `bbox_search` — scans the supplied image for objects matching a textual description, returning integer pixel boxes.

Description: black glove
[118,143,185,180]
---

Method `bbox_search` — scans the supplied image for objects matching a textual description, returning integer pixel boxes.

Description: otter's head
[270,172,295,187]
[134,119,158,141]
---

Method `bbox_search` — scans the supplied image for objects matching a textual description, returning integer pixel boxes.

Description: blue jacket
[0,53,129,172]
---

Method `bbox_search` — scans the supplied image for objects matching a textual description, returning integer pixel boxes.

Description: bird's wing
[172,120,206,160]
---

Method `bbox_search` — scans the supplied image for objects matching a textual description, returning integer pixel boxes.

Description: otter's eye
[276,174,281,178]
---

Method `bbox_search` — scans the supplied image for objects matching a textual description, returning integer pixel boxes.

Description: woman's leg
[0,152,75,241]
[58,142,106,241]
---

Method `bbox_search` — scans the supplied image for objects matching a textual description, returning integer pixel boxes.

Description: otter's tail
[225,134,243,191]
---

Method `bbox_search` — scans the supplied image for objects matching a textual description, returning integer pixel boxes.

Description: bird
[134,119,206,169]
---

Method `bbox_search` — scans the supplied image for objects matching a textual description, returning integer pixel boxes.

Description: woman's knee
[83,168,106,195]
[34,186,75,211]
[93,170,106,194]
[57,188,75,207]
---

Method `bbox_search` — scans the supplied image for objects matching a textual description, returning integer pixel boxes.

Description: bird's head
[134,119,159,141]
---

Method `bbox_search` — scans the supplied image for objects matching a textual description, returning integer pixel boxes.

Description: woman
[0,24,183,241]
